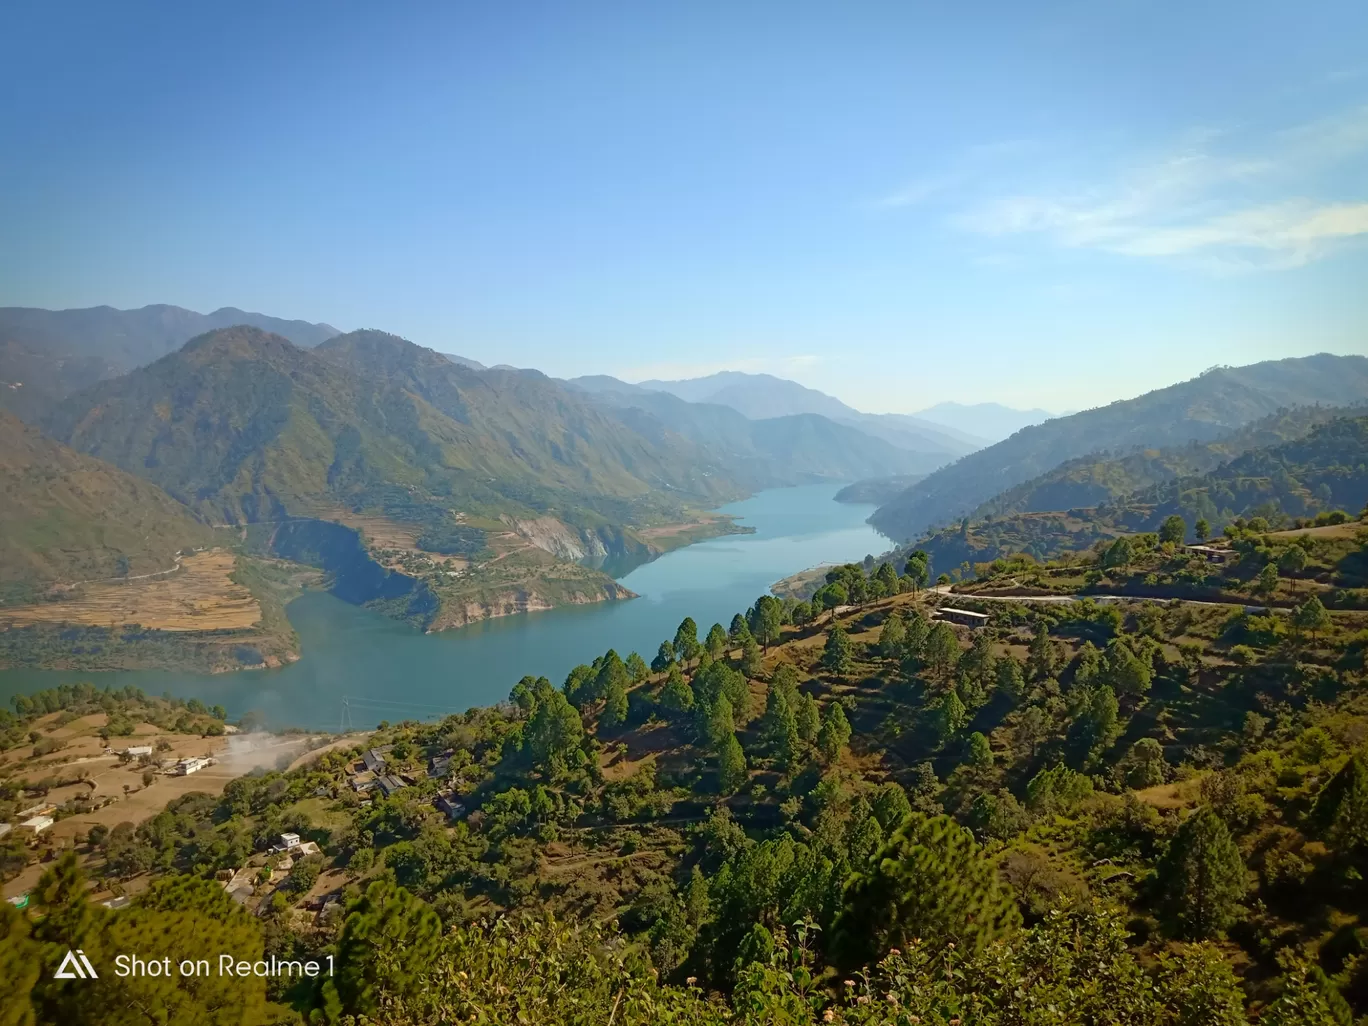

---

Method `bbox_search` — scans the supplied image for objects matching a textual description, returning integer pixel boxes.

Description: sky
[2,1,1366,413]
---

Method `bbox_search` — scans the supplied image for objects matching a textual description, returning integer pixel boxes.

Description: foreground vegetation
[6,519,1368,1023]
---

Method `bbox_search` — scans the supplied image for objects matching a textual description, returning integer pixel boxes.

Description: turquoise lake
[0,484,889,729]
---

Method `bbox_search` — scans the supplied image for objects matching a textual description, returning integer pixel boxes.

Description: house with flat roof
[936,607,991,628]
[1185,545,1230,564]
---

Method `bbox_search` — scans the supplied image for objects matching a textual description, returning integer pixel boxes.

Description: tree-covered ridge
[869,354,1368,543]
[43,326,743,533]
[6,544,1368,1023]
[0,411,214,604]
[905,413,1368,573]
[969,403,1367,522]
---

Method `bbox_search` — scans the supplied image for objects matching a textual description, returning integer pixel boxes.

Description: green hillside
[970,404,1366,521]
[46,327,740,532]
[0,412,213,604]
[909,413,1368,574]
[871,354,1368,542]
[8,549,1368,1023]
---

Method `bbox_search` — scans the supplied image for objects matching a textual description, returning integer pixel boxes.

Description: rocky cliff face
[426,579,635,631]
[501,516,604,561]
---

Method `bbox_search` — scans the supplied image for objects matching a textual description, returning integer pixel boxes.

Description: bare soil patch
[0,550,260,631]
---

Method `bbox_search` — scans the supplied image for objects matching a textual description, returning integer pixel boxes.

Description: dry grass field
[0,550,260,631]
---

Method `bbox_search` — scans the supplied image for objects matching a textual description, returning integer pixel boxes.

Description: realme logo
[54,949,98,979]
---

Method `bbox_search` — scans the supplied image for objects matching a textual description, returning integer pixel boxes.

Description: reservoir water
[0,484,889,729]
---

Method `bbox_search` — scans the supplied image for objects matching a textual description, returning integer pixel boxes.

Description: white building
[175,757,211,775]
[124,745,154,758]
[280,832,301,850]
[20,815,53,833]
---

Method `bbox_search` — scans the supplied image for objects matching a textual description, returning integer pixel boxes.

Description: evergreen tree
[818,702,852,763]
[749,595,784,649]
[705,697,735,748]
[327,877,443,1017]
[1106,640,1153,697]
[995,655,1025,698]
[718,734,748,795]
[0,903,40,1026]
[821,624,855,675]
[1028,624,1060,681]
[527,689,584,771]
[924,622,960,680]
[651,640,676,674]
[796,692,821,743]
[1159,514,1187,545]
[1310,752,1368,855]
[599,676,629,734]
[1195,517,1211,541]
[1072,641,1102,690]
[674,617,702,666]
[831,814,1021,969]
[1157,806,1247,940]
[870,781,912,831]
[728,613,752,649]
[1293,596,1331,641]
[903,608,930,662]
[625,651,649,684]
[938,689,968,740]
[704,623,728,661]
[878,611,906,659]
[658,664,695,714]
[968,730,993,767]
[740,637,763,678]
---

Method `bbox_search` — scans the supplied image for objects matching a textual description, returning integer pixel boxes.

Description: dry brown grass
[0,551,260,631]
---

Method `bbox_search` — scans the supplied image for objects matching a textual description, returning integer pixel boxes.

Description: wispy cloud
[918,106,1368,270]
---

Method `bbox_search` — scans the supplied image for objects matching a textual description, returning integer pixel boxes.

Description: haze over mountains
[4,302,1368,636]
[869,353,1368,543]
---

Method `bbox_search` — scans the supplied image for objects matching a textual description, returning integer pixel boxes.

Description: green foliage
[818,702,852,763]
[326,876,444,1018]
[718,734,748,795]
[1310,753,1368,855]
[821,624,855,675]
[832,813,1021,969]
[1158,806,1247,940]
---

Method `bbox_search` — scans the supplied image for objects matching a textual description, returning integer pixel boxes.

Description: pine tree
[728,613,752,649]
[831,814,1021,969]
[968,731,993,767]
[674,617,701,665]
[1028,624,1060,681]
[651,640,676,673]
[796,692,821,743]
[818,702,852,763]
[328,877,444,1017]
[821,624,855,675]
[924,622,960,680]
[1293,596,1331,641]
[625,651,649,683]
[938,689,967,740]
[1157,806,1247,940]
[1106,640,1153,697]
[658,664,695,714]
[599,677,628,734]
[740,637,763,678]
[718,734,748,795]
[704,623,728,661]
[878,612,906,659]
[1310,752,1368,855]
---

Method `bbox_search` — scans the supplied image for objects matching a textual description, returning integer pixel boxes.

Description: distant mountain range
[633,371,986,454]
[0,303,340,419]
[564,377,945,485]
[912,401,1055,444]
[870,353,1368,542]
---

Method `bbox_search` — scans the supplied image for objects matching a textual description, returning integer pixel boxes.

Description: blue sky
[2,1,1365,412]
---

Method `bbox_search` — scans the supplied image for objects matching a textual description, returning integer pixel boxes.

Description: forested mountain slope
[570,377,947,485]
[910,412,1368,572]
[44,327,740,530]
[971,404,1368,521]
[871,354,1368,542]
[0,412,213,603]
